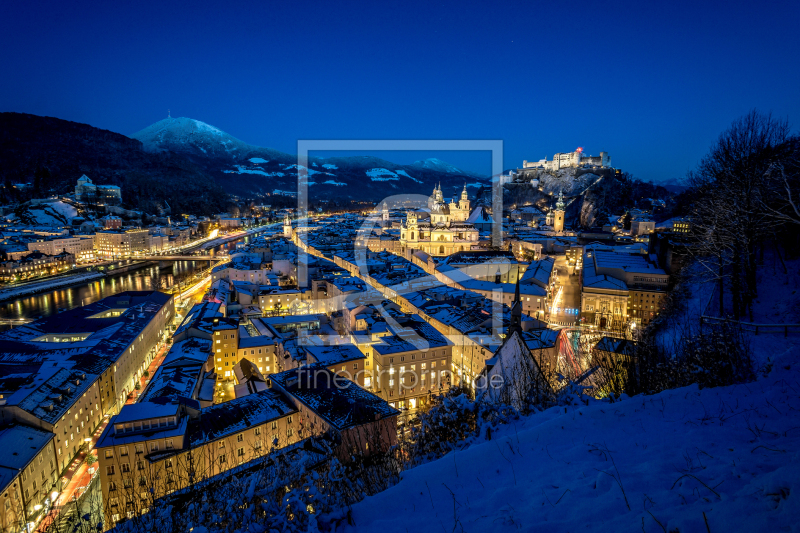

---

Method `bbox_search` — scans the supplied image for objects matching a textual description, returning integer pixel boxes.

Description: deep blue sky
[1,0,798,182]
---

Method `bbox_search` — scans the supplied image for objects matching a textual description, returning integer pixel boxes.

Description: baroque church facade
[400,184,480,256]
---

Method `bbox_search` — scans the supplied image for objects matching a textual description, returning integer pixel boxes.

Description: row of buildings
[0,291,175,532]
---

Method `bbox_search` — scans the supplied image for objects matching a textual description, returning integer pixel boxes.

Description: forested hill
[0,112,227,215]
[0,113,491,212]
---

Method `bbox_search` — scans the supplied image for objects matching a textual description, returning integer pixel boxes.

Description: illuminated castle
[523,148,610,171]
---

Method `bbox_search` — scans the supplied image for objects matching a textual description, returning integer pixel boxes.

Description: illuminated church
[400,184,480,256]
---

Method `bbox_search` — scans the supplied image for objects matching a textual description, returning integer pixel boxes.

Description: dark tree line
[688,110,799,321]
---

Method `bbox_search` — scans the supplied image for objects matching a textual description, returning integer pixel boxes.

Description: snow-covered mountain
[130,117,290,162]
[128,117,491,200]
[409,157,484,178]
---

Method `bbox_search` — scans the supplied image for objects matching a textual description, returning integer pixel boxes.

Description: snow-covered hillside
[348,337,800,532]
[534,167,603,196]
[8,201,78,226]
[130,117,290,162]
[410,158,484,178]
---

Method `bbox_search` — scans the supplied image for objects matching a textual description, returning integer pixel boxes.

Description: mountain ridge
[0,112,492,211]
[128,116,491,201]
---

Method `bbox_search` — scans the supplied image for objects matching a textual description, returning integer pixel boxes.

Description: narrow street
[549,256,581,327]
[126,341,171,405]
[35,417,109,533]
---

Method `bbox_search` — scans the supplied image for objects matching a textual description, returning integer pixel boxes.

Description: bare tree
[690,110,792,320]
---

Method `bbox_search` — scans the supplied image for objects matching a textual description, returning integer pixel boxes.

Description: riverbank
[0,226,273,318]
[0,271,107,303]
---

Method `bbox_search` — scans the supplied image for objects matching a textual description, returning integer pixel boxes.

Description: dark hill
[0,112,227,215]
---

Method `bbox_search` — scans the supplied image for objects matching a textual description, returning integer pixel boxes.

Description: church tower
[381,201,389,224]
[283,214,292,239]
[553,190,565,234]
[404,211,419,244]
[458,183,470,220]
[509,277,523,337]
[432,183,444,204]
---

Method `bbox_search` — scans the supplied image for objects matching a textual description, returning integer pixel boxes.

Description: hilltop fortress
[523,148,610,172]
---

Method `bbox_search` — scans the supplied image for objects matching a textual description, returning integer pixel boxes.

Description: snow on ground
[322,163,338,170]
[535,168,600,197]
[366,168,400,180]
[13,201,78,226]
[750,252,800,324]
[223,165,285,177]
[348,343,800,533]
[46,201,78,220]
[412,158,462,174]
[366,168,400,181]
[659,253,800,361]
[283,164,328,176]
[248,157,269,164]
[653,261,714,356]
[192,119,224,136]
[310,180,347,187]
[395,169,422,183]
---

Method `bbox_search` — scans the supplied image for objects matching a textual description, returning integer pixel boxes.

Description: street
[549,255,582,327]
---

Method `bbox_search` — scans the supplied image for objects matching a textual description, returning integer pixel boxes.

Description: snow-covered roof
[270,364,398,430]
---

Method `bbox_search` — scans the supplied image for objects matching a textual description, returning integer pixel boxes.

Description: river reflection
[0,234,252,321]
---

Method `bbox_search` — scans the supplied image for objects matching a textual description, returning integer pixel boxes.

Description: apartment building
[0,292,175,479]
[269,365,399,461]
[95,391,298,530]
[302,343,367,388]
[580,245,669,329]
[0,425,59,533]
[95,229,151,259]
[368,319,452,411]
[0,251,75,281]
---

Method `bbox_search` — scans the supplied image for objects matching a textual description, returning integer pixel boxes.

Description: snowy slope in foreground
[348,342,800,533]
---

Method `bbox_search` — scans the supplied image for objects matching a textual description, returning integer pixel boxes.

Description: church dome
[431,201,450,215]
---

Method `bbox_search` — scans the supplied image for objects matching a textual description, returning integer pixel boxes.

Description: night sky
[1,0,798,181]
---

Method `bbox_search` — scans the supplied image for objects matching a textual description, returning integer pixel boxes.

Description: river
[0,234,255,322]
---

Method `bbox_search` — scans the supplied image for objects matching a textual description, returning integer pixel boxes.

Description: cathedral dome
[431,201,450,215]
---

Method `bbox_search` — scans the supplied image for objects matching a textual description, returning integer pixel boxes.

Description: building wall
[52,382,104,473]
[235,343,277,375]
[580,289,629,328]
[213,326,240,380]
[628,289,666,326]
[630,220,655,237]
[112,296,174,408]
[523,150,611,171]
[0,436,59,533]
[371,345,452,410]
[95,233,131,259]
[98,412,297,530]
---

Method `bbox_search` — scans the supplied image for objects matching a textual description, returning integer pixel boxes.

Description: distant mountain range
[129,117,489,200]
[0,113,490,214]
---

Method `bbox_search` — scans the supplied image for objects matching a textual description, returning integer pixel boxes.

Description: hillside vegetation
[0,113,228,215]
